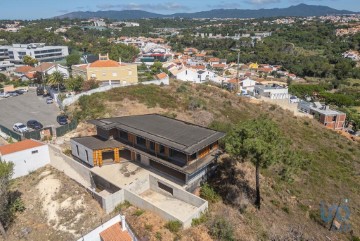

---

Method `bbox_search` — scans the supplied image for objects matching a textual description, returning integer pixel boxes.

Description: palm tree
[47,71,65,92]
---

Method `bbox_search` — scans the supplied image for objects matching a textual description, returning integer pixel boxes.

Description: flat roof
[88,114,225,155]
[71,136,121,150]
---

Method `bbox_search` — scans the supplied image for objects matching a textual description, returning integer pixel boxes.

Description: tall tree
[0,160,14,238]
[47,71,65,91]
[22,55,38,67]
[225,117,291,209]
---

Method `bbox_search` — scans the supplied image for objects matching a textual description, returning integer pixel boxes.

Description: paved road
[0,88,61,130]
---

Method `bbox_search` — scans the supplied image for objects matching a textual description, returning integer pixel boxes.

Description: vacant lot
[0,88,60,130]
[1,166,113,241]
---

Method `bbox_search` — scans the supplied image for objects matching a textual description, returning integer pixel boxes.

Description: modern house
[71,114,225,186]
[1,43,69,63]
[72,54,138,86]
[0,139,50,179]
[298,101,346,130]
[254,84,289,99]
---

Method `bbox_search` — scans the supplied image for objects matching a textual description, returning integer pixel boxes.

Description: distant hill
[55,4,356,20]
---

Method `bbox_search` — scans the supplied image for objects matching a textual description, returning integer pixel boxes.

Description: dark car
[27,120,43,130]
[15,89,25,95]
[57,115,68,125]
[7,91,19,97]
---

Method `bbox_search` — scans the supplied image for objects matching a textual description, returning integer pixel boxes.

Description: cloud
[96,2,190,11]
[246,0,281,4]
[207,2,242,9]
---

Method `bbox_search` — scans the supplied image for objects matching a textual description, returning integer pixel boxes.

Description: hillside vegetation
[70,81,360,240]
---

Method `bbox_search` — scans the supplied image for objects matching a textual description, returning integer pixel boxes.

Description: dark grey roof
[71,136,121,150]
[88,114,225,154]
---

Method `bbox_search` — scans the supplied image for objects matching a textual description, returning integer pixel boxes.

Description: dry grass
[71,80,360,240]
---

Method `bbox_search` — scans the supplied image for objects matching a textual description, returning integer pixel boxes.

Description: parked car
[26,120,43,130]
[56,115,68,125]
[290,96,299,103]
[15,89,27,95]
[46,97,53,104]
[8,91,19,97]
[13,123,28,133]
[0,92,10,98]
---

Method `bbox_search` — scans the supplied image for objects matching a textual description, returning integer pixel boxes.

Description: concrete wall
[49,144,92,186]
[102,189,125,214]
[70,139,94,166]
[149,175,206,208]
[124,189,179,221]
[2,144,50,179]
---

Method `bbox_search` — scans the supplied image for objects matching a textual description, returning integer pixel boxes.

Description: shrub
[209,218,235,241]
[352,236,360,241]
[176,84,187,93]
[155,231,162,240]
[200,183,220,203]
[164,220,182,233]
[133,209,145,216]
[191,212,209,226]
[10,197,26,213]
[282,206,290,214]
[114,201,131,213]
[144,224,153,231]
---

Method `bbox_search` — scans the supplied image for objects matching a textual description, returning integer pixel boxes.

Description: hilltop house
[298,101,346,130]
[71,114,225,188]
[72,54,138,86]
[175,68,216,83]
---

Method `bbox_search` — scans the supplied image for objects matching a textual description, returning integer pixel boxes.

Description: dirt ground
[2,166,113,241]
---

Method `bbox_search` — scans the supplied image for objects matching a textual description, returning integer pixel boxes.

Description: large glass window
[136,136,146,146]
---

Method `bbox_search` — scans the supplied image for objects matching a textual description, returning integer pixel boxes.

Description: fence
[23,127,53,141]
[55,120,78,137]
[0,124,23,141]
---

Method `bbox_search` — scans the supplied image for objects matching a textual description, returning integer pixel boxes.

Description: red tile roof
[32,63,56,72]
[209,58,220,62]
[89,60,121,68]
[25,72,36,79]
[156,72,167,80]
[0,139,45,155]
[14,66,34,73]
[99,223,132,241]
[212,64,226,68]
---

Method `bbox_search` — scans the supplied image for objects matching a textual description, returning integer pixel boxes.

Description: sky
[0,0,360,20]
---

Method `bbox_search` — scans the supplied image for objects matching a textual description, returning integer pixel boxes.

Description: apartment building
[0,43,69,63]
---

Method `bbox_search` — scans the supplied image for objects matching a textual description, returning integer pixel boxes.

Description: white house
[240,77,257,92]
[33,62,70,79]
[254,85,289,99]
[175,68,216,83]
[0,139,50,179]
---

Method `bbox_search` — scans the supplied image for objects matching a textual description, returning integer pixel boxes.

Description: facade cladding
[0,43,68,63]
[71,114,225,184]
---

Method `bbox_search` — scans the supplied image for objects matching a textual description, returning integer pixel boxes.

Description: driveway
[0,88,61,130]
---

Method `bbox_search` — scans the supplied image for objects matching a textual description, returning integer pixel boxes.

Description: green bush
[114,201,131,213]
[155,231,162,240]
[191,212,209,226]
[10,197,26,213]
[352,236,360,241]
[200,183,220,203]
[209,218,235,241]
[164,220,182,233]
[133,209,145,217]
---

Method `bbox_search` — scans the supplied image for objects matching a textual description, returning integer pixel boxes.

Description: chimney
[121,215,126,231]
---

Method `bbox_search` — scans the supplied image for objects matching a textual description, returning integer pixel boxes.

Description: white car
[13,123,29,133]
[0,92,10,98]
